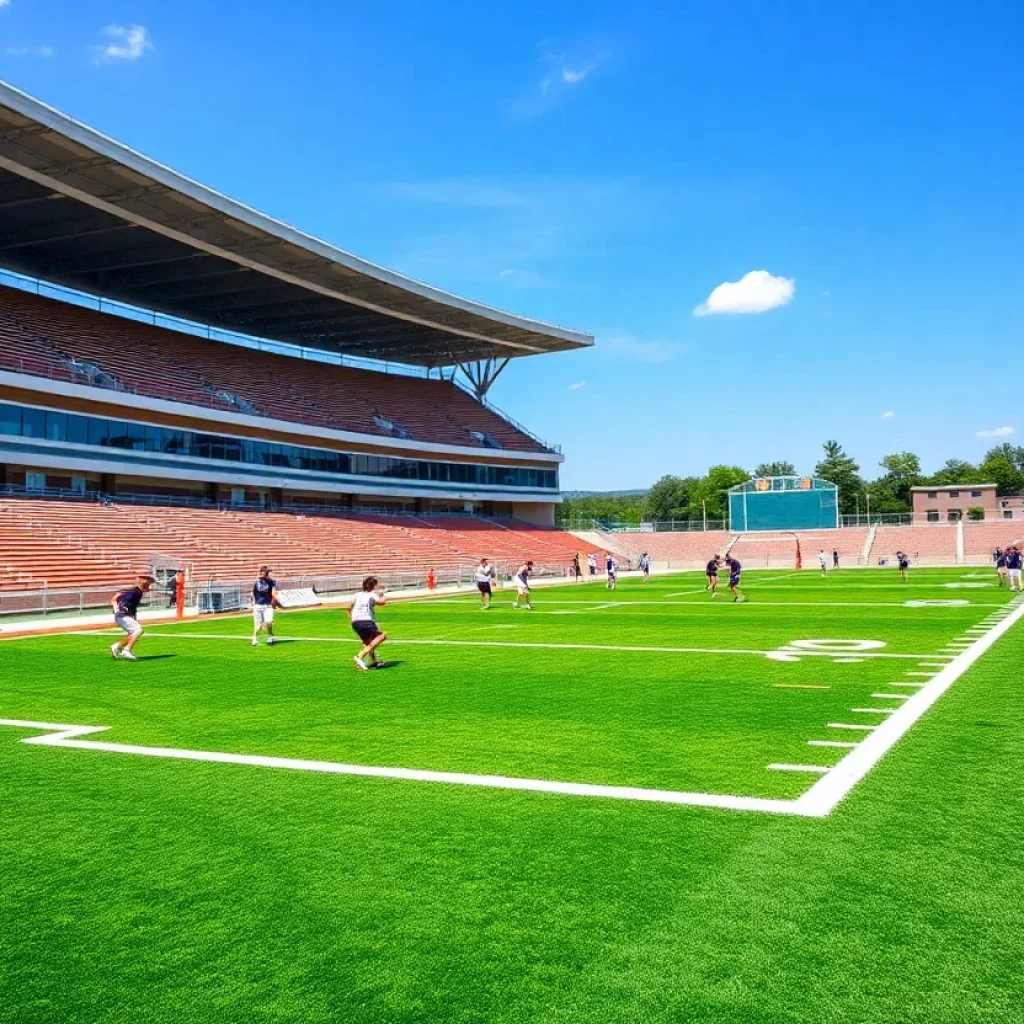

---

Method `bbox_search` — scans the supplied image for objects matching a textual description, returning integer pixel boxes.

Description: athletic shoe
[353,656,368,671]
[711,592,718,599]
[251,639,259,647]
[110,642,121,660]
[267,637,275,646]
[121,651,137,661]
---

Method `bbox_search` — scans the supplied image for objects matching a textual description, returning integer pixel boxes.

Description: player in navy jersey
[251,566,278,646]
[705,555,721,597]
[995,548,1008,587]
[724,556,746,602]
[1007,547,1023,591]
[606,553,617,590]
[109,574,156,661]
[897,551,910,582]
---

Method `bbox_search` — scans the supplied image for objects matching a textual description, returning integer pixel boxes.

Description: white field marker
[76,631,956,662]
[794,598,1024,817]
[768,763,831,773]
[4,600,1021,820]
[0,719,804,817]
[905,671,935,677]
[808,740,857,749]
[871,693,911,700]
[850,708,896,715]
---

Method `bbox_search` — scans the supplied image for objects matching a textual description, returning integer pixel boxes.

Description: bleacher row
[0,285,547,452]
[0,499,602,592]
[609,523,1024,567]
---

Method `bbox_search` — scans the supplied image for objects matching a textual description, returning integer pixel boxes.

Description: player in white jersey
[605,554,617,590]
[349,575,388,670]
[638,552,651,583]
[475,557,496,609]
[818,550,828,577]
[512,560,533,610]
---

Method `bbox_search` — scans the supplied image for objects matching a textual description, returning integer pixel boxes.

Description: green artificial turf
[1,567,1022,1022]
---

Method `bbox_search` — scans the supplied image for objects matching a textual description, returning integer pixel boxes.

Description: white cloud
[568,380,587,390]
[94,24,152,62]
[6,45,55,57]
[561,66,590,85]
[881,410,895,420]
[694,270,795,316]
[976,426,1015,439]
[510,47,608,118]
[0,1,11,9]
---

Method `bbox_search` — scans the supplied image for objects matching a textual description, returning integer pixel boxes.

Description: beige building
[911,484,1024,522]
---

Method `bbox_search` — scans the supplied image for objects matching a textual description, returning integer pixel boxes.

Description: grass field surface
[2,566,1022,1022]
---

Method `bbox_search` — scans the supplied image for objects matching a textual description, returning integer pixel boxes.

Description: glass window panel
[87,418,108,446]
[66,415,88,445]
[0,404,20,437]
[21,407,45,438]
[45,411,67,442]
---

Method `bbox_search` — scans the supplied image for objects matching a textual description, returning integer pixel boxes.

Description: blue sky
[1,0,1022,489]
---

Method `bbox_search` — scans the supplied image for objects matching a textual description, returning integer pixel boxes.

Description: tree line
[558,443,1024,525]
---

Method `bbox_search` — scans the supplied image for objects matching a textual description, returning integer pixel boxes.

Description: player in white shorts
[1006,547,1023,591]
[475,557,496,609]
[606,553,617,590]
[251,565,278,646]
[513,560,533,610]
[818,549,828,577]
[109,574,155,661]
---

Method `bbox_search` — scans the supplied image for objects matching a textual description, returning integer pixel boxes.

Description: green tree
[754,461,796,477]
[979,454,1024,497]
[692,465,749,520]
[814,441,865,516]
[966,505,986,521]
[926,459,983,486]
[644,475,691,522]
[980,444,1024,495]
[876,451,922,508]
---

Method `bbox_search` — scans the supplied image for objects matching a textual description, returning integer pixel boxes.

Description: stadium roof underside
[0,82,593,369]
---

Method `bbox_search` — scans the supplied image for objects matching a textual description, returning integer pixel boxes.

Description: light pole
[702,500,707,532]
[866,493,871,526]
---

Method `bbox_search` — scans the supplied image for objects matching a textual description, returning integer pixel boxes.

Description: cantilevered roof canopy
[0,81,593,368]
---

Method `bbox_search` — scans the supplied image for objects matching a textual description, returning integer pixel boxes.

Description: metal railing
[0,560,585,620]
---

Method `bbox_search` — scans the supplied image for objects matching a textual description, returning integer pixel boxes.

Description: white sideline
[86,631,955,661]
[793,597,1024,817]
[4,599,1021,819]
[0,718,803,817]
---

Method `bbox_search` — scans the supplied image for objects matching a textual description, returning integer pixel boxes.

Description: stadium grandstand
[0,81,601,599]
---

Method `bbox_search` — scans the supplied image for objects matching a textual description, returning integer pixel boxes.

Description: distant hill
[562,489,649,499]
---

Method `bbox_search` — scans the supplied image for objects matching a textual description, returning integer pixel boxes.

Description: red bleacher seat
[0,284,549,452]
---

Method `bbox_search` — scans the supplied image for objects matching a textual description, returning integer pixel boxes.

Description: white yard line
[794,598,1024,817]
[3,598,1019,820]
[87,631,954,661]
[850,708,896,715]
[808,740,857,749]
[872,693,910,700]
[0,718,803,817]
